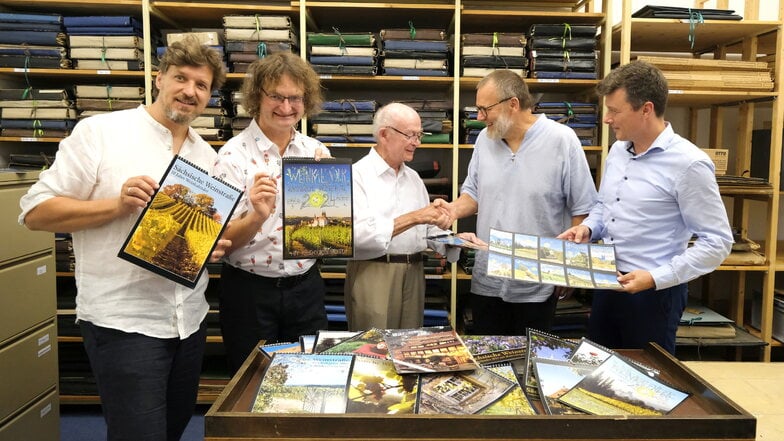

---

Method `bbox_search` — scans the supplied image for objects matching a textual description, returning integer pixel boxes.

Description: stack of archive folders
[0,87,76,138]
[307,30,378,76]
[460,106,485,145]
[0,12,69,69]
[527,23,598,80]
[223,15,294,73]
[379,25,450,77]
[159,31,226,73]
[193,89,233,142]
[228,89,251,133]
[398,99,452,145]
[72,84,144,119]
[310,99,377,144]
[65,16,146,71]
[223,15,295,73]
[534,101,598,147]
[460,32,528,78]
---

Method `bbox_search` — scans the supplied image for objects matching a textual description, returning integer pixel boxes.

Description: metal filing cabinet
[0,170,58,441]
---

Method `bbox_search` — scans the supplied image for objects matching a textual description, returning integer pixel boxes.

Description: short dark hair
[241,52,323,119]
[596,60,668,117]
[158,35,226,91]
[477,69,534,111]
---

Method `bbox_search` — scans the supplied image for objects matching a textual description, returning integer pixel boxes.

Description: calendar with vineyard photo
[118,155,242,288]
[281,157,353,259]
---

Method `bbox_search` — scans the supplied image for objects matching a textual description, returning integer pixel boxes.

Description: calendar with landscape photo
[282,157,353,259]
[486,228,622,289]
[118,155,241,288]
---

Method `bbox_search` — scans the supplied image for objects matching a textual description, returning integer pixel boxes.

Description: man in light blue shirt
[559,60,733,354]
[437,69,597,335]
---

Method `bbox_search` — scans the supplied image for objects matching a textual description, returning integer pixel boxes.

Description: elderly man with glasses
[212,52,330,374]
[435,69,597,336]
[346,102,455,331]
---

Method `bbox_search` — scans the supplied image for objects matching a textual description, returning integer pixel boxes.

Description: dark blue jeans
[219,263,328,374]
[589,283,688,355]
[80,320,206,441]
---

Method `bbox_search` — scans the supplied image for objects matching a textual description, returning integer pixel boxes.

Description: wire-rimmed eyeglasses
[261,88,304,105]
[385,126,429,142]
[476,96,513,117]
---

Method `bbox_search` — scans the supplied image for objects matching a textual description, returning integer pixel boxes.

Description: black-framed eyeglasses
[385,126,429,142]
[261,88,304,105]
[476,96,514,117]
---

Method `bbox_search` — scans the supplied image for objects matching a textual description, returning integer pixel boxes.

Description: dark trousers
[589,283,688,355]
[80,320,206,441]
[469,292,558,335]
[219,263,328,374]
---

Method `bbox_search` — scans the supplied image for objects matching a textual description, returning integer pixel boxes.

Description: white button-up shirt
[19,106,214,339]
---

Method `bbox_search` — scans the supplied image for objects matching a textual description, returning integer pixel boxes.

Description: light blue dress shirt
[582,123,733,290]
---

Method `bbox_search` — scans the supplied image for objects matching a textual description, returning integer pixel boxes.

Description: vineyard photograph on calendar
[118,155,241,288]
[281,157,353,259]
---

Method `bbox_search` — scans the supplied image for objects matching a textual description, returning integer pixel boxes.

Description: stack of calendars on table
[379,25,450,77]
[65,15,146,71]
[252,326,688,417]
[527,23,598,80]
[310,99,377,144]
[0,88,76,138]
[0,12,69,69]
[307,30,378,76]
[460,32,528,78]
[72,84,144,119]
[223,15,294,73]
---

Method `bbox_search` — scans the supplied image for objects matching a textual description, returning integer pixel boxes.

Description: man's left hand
[617,270,655,294]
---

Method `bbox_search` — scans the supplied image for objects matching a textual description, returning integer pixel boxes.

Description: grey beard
[487,115,511,140]
[165,106,197,125]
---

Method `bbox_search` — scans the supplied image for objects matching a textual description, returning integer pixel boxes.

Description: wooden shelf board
[667,91,777,107]
[0,68,144,78]
[746,326,784,347]
[460,10,604,31]
[0,0,143,14]
[151,1,297,27]
[611,19,781,54]
[0,136,61,143]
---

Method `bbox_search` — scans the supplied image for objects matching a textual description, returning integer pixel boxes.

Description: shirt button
[616,197,620,201]
[611,219,615,222]
[624,176,628,180]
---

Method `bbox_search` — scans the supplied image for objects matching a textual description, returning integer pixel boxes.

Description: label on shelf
[536,79,560,83]
[328,143,348,147]
[13,68,29,72]
[97,70,112,75]
[670,90,684,94]
[20,137,41,142]
[319,75,332,79]
[402,76,420,80]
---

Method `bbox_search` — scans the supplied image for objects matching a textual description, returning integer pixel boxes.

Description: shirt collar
[367,146,400,177]
[247,119,304,156]
[625,122,675,157]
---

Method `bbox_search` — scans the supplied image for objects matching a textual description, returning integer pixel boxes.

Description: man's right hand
[557,225,592,243]
[248,172,278,221]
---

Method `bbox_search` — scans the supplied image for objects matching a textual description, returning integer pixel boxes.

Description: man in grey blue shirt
[437,69,597,335]
[559,61,733,354]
